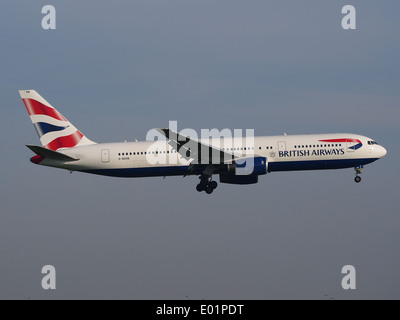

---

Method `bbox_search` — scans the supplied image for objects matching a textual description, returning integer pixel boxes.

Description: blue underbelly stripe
[82,165,191,178]
[79,158,379,177]
[268,158,378,172]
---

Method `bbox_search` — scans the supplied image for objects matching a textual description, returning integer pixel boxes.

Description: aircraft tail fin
[19,90,97,151]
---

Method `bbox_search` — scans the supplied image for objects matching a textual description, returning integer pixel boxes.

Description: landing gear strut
[196,175,218,194]
[354,165,363,183]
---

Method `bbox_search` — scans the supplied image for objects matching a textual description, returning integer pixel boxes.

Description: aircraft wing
[156,128,236,165]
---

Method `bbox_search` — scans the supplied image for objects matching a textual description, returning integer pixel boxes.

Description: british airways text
[279,148,345,158]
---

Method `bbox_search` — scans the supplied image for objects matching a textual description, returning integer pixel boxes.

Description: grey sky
[0,1,399,299]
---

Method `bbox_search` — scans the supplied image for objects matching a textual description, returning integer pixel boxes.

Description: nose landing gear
[196,175,218,194]
[354,165,363,183]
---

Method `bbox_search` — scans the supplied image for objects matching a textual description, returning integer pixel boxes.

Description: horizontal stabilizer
[26,145,79,162]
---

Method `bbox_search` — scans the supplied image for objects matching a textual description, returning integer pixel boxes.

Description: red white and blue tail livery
[20,90,387,194]
[20,90,96,151]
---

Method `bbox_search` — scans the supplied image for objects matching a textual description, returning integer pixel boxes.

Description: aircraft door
[278,141,286,152]
[101,149,110,163]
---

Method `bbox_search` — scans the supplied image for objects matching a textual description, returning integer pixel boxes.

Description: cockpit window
[368,140,378,145]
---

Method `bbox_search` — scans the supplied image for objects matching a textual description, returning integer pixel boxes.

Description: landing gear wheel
[205,186,214,194]
[198,174,217,194]
[209,181,218,190]
[354,166,363,184]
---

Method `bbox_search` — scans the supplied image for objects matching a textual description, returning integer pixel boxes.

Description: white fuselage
[36,133,387,178]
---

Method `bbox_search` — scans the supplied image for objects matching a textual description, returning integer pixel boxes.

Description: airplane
[20,90,387,194]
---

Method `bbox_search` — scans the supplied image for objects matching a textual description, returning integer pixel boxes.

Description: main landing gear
[196,175,218,194]
[354,165,363,183]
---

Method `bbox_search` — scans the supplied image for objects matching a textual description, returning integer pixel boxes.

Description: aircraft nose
[379,146,387,158]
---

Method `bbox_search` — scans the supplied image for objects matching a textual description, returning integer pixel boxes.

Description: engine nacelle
[225,156,268,176]
[220,157,268,185]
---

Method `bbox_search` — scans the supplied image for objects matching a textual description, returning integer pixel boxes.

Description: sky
[0,0,399,299]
